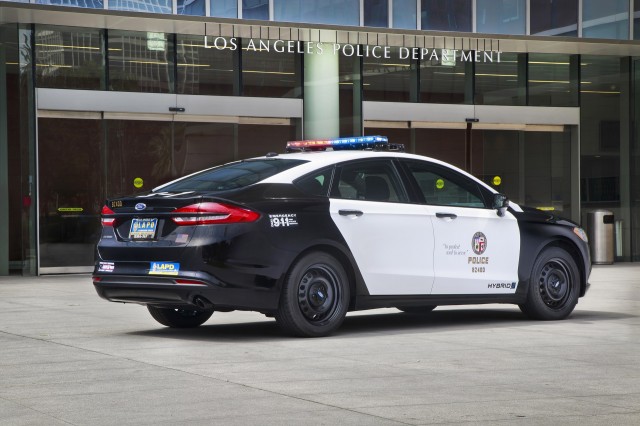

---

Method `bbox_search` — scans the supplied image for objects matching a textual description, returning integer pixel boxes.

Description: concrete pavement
[0,265,639,425]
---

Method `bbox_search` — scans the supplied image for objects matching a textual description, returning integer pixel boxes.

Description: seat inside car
[364,176,390,202]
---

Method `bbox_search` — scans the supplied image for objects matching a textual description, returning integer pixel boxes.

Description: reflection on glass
[274,0,359,26]
[108,0,171,13]
[176,35,235,95]
[35,26,104,90]
[211,0,237,17]
[243,0,269,20]
[475,53,523,106]
[394,0,417,29]
[530,0,578,36]
[580,56,622,209]
[476,0,525,35]
[241,39,300,98]
[363,47,413,102]
[582,0,629,39]
[38,118,104,268]
[414,129,466,169]
[238,124,297,158]
[178,0,206,15]
[420,54,467,104]
[35,0,104,8]
[528,53,576,107]
[421,0,471,32]
[108,30,174,93]
[635,0,640,40]
[364,0,388,28]
[174,122,236,175]
[339,54,362,136]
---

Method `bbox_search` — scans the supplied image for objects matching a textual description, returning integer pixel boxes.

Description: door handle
[436,212,457,219]
[339,209,364,217]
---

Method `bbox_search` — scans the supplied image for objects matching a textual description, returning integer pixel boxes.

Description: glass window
[476,0,525,35]
[108,30,174,93]
[35,26,104,90]
[421,0,472,32]
[35,0,104,8]
[528,53,577,107]
[475,53,523,106]
[108,0,172,13]
[582,0,629,39]
[177,35,235,96]
[394,0,417,29]
[38,118,104,268]
[530,0,578,36]
[158,159,306,192]
[363,47,414,102]
[241,39,300,98]
[364,0,388,28]
[274,0,360,26]
[403,160,486,208]
[420,54,468,104]
[237,123,298,157]
[212,0,238,17]
[173,122,236,176]
[178,0,206,15]
[295,167,334,197]
[580,56,622,209]
[332,160,408,203]
[243,0,269,20]
[414,129,466,170]
[635,0,640,40]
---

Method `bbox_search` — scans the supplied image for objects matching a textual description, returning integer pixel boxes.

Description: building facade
[1,0,640,274]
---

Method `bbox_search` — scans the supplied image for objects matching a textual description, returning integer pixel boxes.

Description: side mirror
[492,193,509,217]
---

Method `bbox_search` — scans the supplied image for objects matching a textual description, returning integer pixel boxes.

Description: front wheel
[519,247,580,320]
[147,306,213,328]
[276,251,350,337]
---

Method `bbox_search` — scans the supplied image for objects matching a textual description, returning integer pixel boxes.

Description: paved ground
[0,265,639,425]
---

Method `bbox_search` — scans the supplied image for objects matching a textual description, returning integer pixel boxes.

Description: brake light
[101,205,116,226]
[172,202,260,226]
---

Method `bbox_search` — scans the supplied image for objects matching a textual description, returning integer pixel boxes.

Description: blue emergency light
[286,135,403,152]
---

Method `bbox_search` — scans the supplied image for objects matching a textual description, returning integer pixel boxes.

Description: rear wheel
[147,306,213,328]
[397,306,437,314]
[276,251,350,337]
[519,247,580,320]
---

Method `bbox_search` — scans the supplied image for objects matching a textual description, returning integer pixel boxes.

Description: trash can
[586,210,615,264]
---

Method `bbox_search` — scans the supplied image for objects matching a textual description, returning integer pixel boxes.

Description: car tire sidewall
[520,246,580,320]
[276,252,350,337]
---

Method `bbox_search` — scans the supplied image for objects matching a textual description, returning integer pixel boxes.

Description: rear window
[155,159,307,192]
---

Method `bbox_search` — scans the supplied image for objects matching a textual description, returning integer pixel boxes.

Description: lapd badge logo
[472,232,487,255]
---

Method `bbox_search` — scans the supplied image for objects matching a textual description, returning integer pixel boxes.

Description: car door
[401,159,520,295]
[329,159,435,295]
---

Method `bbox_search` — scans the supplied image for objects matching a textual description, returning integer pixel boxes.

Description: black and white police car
[93,136,591,337]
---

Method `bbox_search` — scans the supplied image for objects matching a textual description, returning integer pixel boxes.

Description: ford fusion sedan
[92,136,591,337]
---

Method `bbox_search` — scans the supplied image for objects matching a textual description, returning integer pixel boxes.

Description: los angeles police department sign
[203,37,502,64]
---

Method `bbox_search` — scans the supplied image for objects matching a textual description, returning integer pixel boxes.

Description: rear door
[329,159,435,295]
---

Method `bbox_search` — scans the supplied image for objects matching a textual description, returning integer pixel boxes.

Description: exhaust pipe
[193,296,214,310]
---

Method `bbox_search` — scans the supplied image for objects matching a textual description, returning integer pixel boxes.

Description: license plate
[129,218,157,240]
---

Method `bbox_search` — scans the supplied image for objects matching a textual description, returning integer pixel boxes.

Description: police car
[93,136,591,337]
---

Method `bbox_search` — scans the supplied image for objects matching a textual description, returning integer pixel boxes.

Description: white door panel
[431,207,520,295]
[330,198,435,295]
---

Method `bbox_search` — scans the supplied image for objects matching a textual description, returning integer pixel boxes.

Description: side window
[405,161,487,208]
[294,167,333,197]
[331,160,408,203]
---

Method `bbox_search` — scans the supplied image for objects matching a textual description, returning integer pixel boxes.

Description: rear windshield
[156,159,307,192]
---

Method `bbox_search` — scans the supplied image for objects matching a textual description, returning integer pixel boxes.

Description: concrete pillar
[303,43,339,139]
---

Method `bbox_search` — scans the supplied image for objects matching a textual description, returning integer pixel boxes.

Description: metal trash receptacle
[586,210,615,264]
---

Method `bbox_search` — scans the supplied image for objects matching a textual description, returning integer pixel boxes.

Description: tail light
[171,202,260,226]
[101,205,116,226]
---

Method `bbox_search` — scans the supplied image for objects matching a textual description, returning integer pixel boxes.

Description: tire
[275,251,350,337]
[519,247,580,320]
[147,306,213,328]
[397,306,437,314]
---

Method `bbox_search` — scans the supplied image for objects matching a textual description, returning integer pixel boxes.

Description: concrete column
[0,38,8,275]
[303,43,339,139]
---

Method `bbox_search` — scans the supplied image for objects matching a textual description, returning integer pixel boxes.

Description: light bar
[286,135,390,152]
